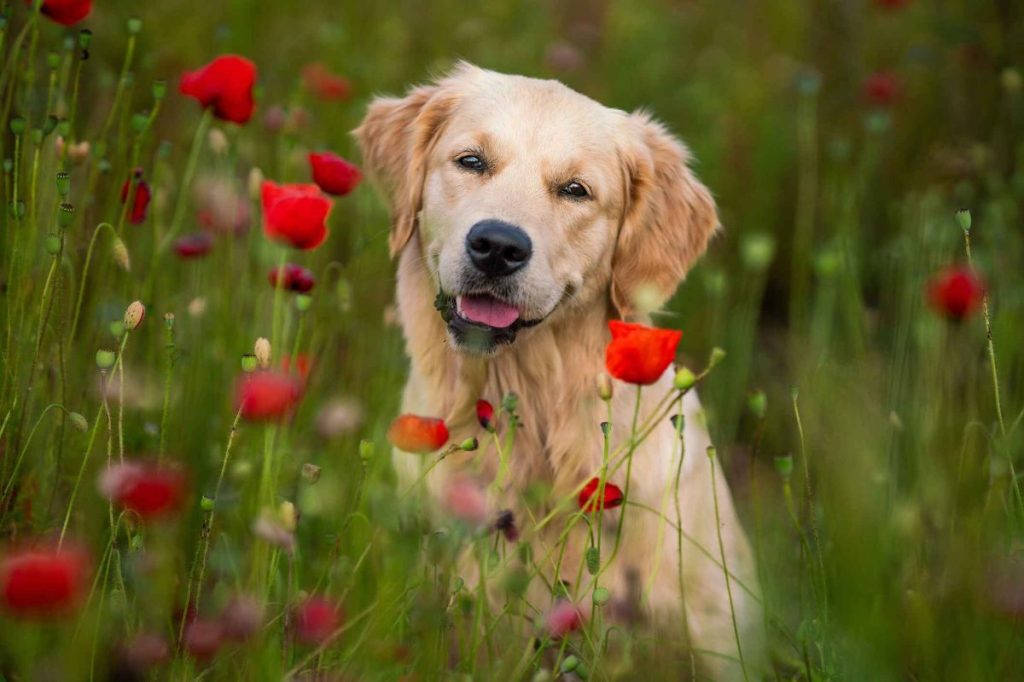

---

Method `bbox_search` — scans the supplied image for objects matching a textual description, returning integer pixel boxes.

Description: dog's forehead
[448,72,626,158]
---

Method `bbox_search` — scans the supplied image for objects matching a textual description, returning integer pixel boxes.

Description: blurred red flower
[99,462,186,520]
[476,399,495,431]
[544,600,584,637]
[301,62,352,102]
[184,619,224,660]
[604,320,681,385]
[387,414,449,453]
[308,151,362,196]
[578,477,624,513]
[261,181,333,250]
[235,371,303,421]
[174,233,214,259]
[268,263,315,293]
[31,0,92,26]
[928,266,985,321]
[442,477,488,526]
[294,597,343,644]
[863,71,901,107]
[0,547,89,617]
[180,55,257,124]
[120,171,152,224]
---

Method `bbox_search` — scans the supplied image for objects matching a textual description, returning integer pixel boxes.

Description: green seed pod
[163,312,175,329]
[240,353,258,373]
[599,421,611,438]
[956,209,972,233]
[748,390,767,420]
[200,496,215,512]
[131,112,148,134]
[97,159,111,174]
[30,129,43,144]
[62,35,75,52]
[593,586,611,606]
[560,656,579,674]
[109,320,125,339]
[10,116,26,136]
[775,455,794,478]
[56,119,71,137]
[46,51,61,70]
[359,439,375,464]
[129,534,143,552]
[502,392,518,413]
[42,115,58,136]
[460,437,479,452]
[157,140,172,159]
[3,159,12,173]
[673,367,696,391]
[708,347,726,370]
[127,17,142,34]
[152,80,167,101]
[295,294,312,312]
[58,202,74,228]
[740,232,775,271]
[78,29,93,50]
[69,412,89,432]
[96,349,117,370]
[585,546,600,575]
[45,234,61,255]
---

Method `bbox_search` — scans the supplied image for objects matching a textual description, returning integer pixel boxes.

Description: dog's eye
[559,181,589,199]
[457,155,486,172]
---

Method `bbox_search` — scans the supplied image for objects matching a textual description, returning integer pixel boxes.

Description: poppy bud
[78,29,92,49]
[597,373,613,401]
[10,116,25,136]
[109,320,125,339]
[200,496,214,511]
[673,367,696,391]
[208,128,228,155]
[956,209,972,233]
[152,80,167,100]
[69,412,89,432]
[301,463,321,485]
[163,313,174,329]
[740,232,775,271]
[593,586,611,606]
[123,300,145,331]
[96,349,116,370]
[560,656,579,674]
[358,440,374,463]
[599,421,611,438]
[585,546,600,575]
[112,238,131,271]
[476,400,495,431]
[46,51,60,70]
[708,347,726,370]
[240,354,258,373]
[278,501,297,532]
[295,294,312,312]
[131,112,148,134]
[775,455,793,478]
[460,437,479,452]
[247,167,264,199]
[253,338,271,369]
[502,392,518,413]
[127,17,142,34]
[45,234,61,255]
[748,390,767,420]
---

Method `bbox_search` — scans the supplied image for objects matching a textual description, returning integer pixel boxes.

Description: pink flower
[174,233,214,259]
[294,597,343,644]
[442,477,488,526]
[544,600,583,637]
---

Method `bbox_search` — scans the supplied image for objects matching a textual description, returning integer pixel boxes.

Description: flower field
[1,0,1023,680]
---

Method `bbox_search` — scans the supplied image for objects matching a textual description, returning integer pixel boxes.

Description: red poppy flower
[179,55,257,124]
[301,63,352,102]
[308,151,362,197]
[294,597,343,644]
[928,266,985,321]
[387,414,449,453]
[31,0,92,26]
[184,619,224,660]
[280,354,312,382]
[604,321,682,385]
[174,233,214,259]
[862,71,901,107]
[99,462,186,520]
[235,371,303,421]
[476,399,495,431]
[544,600,583,637]
[120,171,152,224]
[268,263,315,293]
[1,547,89,617]
[578,477,624,512]
[261,181,333,250]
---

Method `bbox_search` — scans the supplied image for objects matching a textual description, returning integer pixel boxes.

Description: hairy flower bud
[123,300,145,331]
[253,337,271,369]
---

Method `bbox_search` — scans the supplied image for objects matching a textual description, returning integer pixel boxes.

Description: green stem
[158,109,212,252]
[708,447,749,682]
[69,222,117,340]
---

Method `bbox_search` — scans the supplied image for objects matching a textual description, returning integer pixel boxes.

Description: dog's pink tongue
[459,294,520,328]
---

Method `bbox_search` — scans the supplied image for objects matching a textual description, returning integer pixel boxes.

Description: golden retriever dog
[356,62,762,680]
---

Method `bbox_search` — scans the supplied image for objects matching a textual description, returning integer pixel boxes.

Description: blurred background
[3,0,1024,679]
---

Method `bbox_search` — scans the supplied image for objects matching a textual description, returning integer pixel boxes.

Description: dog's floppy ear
[611,113,719,318]
[354,81,460,257]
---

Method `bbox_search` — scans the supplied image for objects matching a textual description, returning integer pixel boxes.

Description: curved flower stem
[0,403,74,509]
[96,31,137,147]
[158,109,212,252]
[594,387,642,582]
[708,447,749,681]
[179,406,245,646]
[69,222,117,340]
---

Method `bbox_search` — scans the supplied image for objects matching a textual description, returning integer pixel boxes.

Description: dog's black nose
[465,220,532,277]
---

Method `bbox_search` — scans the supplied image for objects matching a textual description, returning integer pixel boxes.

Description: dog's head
[355,63,717,355]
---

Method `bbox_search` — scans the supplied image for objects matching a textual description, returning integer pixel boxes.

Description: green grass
[1,0,1023,679]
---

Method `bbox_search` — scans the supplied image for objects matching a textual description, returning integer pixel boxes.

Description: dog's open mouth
[435,291,541,352]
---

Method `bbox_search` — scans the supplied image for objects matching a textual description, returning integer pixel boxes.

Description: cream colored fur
[356,62,763,680]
